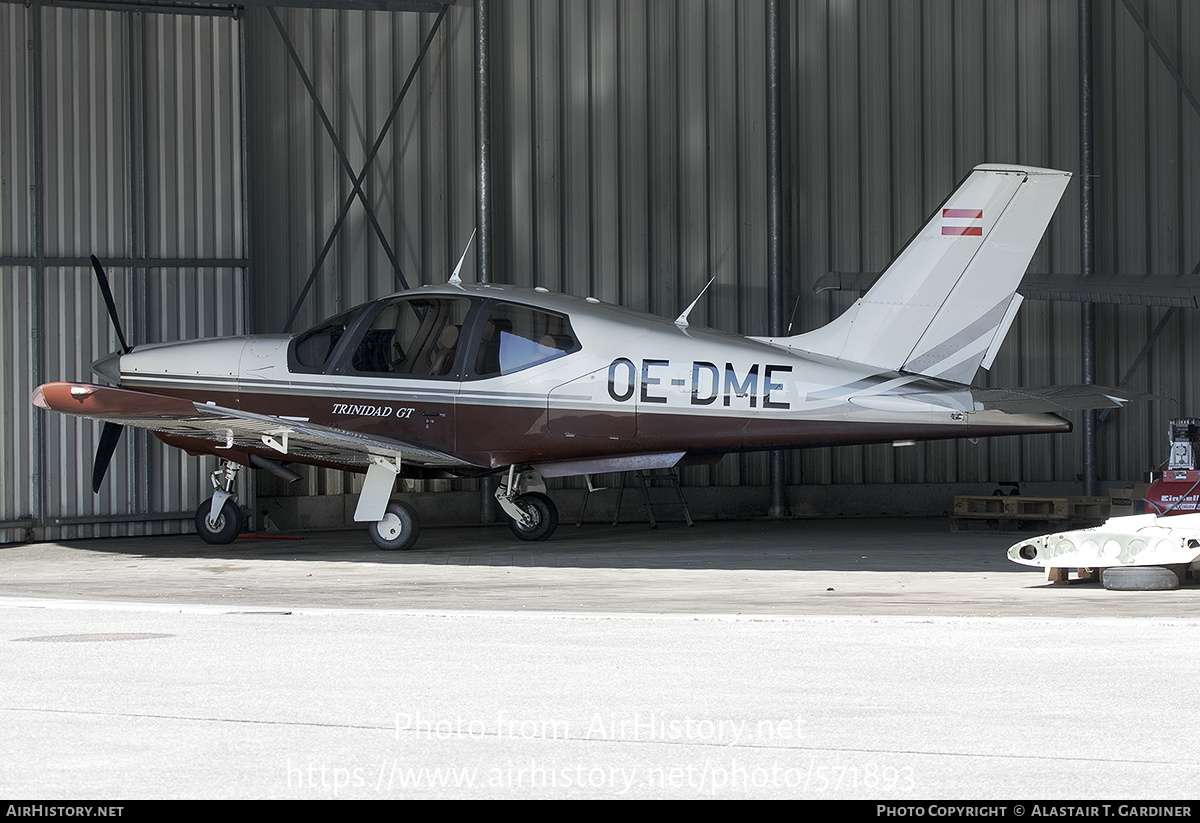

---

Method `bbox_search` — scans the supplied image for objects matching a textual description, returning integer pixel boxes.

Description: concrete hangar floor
[2,516,1198,799]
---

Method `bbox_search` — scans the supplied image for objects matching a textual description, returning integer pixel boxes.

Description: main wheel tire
[195,497,244,545]
[368,501,420,551]
[507,492,558,542]
[1102,565,1180,591]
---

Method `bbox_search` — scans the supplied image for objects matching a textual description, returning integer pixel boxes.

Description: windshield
[291,307,361,371]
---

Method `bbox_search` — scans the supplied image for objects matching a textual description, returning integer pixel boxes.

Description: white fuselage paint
[108,283,1067,460]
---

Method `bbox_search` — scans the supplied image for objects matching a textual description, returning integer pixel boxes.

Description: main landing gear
[191,458,559,550]
[367,500,420,551]
[195,460,246,545]
[362,465,559,550]
[496,466,559,542]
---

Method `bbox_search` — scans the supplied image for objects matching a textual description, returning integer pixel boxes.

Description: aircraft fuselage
[106,282,1068,476]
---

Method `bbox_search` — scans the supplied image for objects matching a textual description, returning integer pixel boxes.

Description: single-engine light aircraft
[34,164,1132,549]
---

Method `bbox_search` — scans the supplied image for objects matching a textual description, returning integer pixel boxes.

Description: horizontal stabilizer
[818,272,1200,309]
[970,384,1139,414]
[1019,274,1200,308]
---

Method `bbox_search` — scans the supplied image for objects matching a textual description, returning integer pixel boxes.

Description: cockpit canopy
[289,293,581,380]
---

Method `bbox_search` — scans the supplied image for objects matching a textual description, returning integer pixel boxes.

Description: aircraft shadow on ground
[50,516,1047,574]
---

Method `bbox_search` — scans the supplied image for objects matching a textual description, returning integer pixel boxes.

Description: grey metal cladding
[2,4,248,541]
[5,1,1200,541]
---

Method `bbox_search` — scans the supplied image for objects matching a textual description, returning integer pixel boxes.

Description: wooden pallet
[950,495,1110,533]
[1044,566,1102,584]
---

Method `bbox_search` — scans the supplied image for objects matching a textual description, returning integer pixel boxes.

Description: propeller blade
[92,421,125,493]
[90,255,131,354]
[89,257,133,492]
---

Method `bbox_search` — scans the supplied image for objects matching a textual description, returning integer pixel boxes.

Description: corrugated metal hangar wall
[1,1,249,541]
[3,0,1199,542]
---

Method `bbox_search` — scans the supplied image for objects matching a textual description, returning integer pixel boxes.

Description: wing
[33,382,479,471]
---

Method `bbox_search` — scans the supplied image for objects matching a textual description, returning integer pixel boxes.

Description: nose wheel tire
[195,497,244,545]
[507,492,558,542]
[369,501,420,551]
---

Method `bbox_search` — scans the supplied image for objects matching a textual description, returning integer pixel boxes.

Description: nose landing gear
[195,460,245,545]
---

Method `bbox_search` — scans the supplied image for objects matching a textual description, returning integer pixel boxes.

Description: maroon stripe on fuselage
[135,381,1071,475]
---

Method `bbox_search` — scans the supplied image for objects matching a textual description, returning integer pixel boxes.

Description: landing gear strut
[195,460,245,545]
[353,454,423,550]
[496,466,558,542]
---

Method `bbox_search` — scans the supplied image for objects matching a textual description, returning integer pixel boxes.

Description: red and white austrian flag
[941,208,983,236]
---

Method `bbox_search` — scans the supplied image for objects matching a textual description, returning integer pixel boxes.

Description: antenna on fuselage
[448,229,477,286]
[675,277,716,328]
[786,295,803,335]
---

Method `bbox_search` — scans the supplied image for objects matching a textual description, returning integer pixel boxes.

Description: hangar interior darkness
[3,0,1199,541]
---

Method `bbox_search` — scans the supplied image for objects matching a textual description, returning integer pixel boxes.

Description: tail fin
[788,164,1071,384]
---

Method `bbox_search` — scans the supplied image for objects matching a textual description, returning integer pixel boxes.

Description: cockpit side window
[473,303,579,377]
[291,308,359,372]
[347,296,471,378]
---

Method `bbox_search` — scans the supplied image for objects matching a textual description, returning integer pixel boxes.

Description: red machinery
[1144,419,1200,515]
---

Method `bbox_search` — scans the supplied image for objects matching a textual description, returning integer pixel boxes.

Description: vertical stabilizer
[783,165,1071,384]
